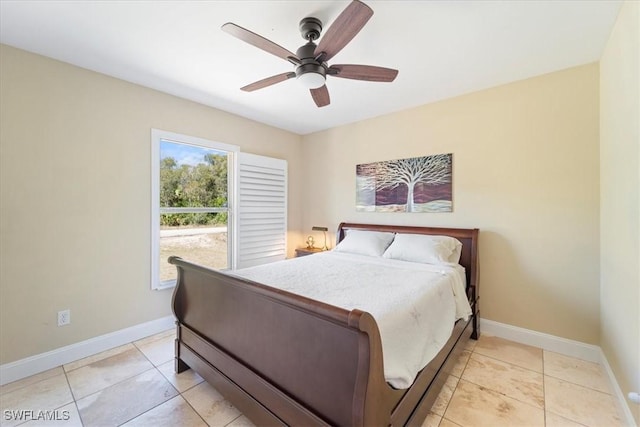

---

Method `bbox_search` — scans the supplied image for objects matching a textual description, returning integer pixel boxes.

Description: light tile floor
[0,331,623,426]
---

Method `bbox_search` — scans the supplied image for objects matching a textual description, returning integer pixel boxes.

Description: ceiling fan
[222,0,398,108]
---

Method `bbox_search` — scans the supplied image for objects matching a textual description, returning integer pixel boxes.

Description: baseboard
[599,348,638,427]
[0,315,175,386]
[480,318,637,426]
[480,318,600,362]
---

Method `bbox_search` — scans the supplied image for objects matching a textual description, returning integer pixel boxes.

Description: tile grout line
[466,347,547,405]
[115,385,179,427]
[71,365,158,409]
[62,344,138,375]
[446,376,462,416]
[129,335,205,425]
[0,367,63,398]
[448,342,478,427]
[72,353,205,427]
[438,343,474,427]
[439,349,472,422]
[67,374,86,427]
[541,349,614,396]
[474,347,616,401]
[465,340,548,421]
[471,349,544,375]
[178,390,210,427]
[541,372,614,396]
[454,372,547,415]
[438,379,460,426]
[156,361,211,426]
[159,354,215,426]
[543,345,613,427]
[224,414,244,426]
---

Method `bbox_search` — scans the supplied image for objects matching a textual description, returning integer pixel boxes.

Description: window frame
[151,129,239,290]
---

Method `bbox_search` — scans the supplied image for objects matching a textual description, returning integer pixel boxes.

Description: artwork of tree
[356,153,452,213]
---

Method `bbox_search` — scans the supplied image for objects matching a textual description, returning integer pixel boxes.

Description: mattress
[231,251,472,389]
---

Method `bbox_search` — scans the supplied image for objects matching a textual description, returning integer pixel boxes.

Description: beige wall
[600,0,640,423]
[0,45,303,364]
[1,26,632,408]
[302,63,601,344]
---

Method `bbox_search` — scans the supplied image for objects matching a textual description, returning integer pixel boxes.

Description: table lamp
[312,226,329,251]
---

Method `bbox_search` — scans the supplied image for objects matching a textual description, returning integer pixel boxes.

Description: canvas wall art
[356,153,452,213]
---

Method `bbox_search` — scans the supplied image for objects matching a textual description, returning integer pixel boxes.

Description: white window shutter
[233,152,287,269]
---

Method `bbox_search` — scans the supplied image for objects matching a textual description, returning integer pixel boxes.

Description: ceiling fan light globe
[297,72,325,89]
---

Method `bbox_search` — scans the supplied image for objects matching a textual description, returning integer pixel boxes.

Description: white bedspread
[230,251,472,389]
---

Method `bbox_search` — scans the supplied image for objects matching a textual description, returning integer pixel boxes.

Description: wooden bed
[170,222,479,426]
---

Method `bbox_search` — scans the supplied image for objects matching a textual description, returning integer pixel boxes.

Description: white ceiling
[0,1,622,135]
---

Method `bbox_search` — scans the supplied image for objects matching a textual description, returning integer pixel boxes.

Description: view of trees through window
[160,152,227,225]
[159,140,230,283]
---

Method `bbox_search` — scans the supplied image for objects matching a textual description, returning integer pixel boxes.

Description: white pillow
[382,233,463,265]
[448,238,463,264]
[333,230,395,257]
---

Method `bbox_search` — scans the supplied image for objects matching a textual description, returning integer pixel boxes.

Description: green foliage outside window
[160,153,228,227]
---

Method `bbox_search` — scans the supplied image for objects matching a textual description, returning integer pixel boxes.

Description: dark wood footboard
[171,257,394,426]
[170,223,479,426]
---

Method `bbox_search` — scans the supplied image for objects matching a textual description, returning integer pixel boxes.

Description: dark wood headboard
[336,222,479,302]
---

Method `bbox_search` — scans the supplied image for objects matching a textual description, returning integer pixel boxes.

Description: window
[151,129,238,289]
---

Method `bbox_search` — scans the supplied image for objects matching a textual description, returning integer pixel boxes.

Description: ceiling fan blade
[222,23,299,63]
[310,85,330,107]
[241,72,296,92]
[328,64,398,82]
[314,0,373,62]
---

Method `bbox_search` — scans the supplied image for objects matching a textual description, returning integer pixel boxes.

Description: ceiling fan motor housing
[296,42,326,71]
[295,40,327,88]
[299,17,322,41]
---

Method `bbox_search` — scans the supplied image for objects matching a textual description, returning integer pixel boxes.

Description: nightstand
[295,247,325,257]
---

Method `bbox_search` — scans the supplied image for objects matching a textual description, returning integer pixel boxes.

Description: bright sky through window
[160,140,227,166]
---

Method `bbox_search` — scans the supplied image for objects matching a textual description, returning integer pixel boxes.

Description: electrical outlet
[57,309,71,326]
